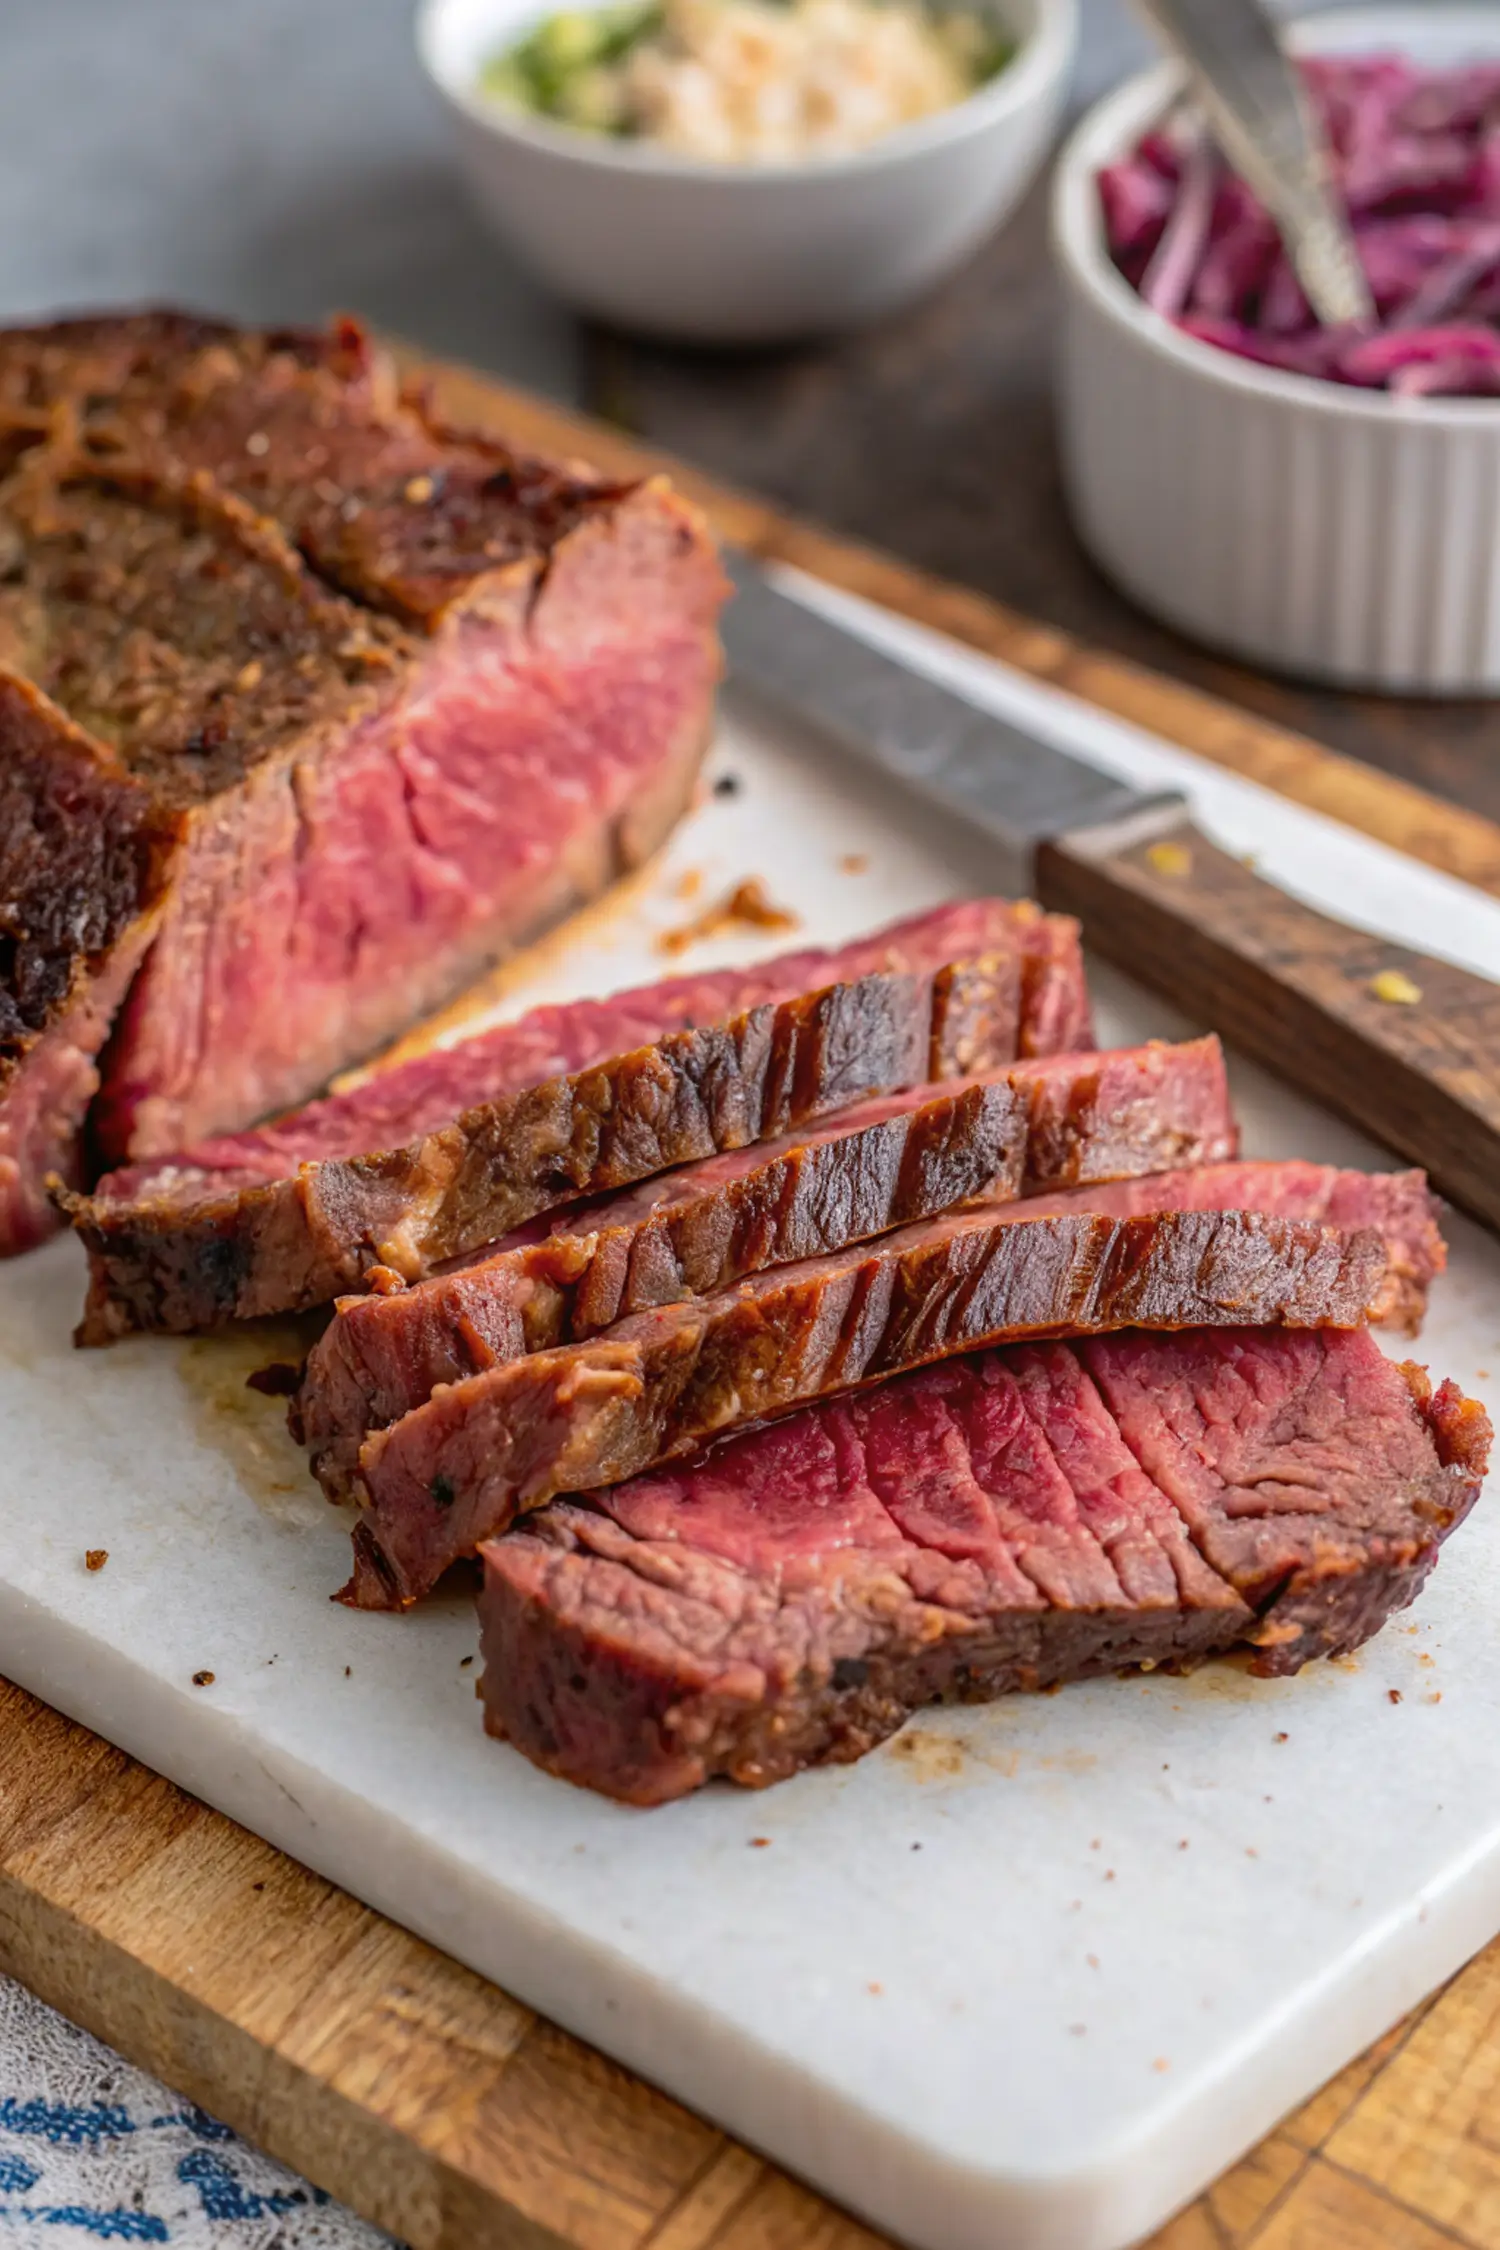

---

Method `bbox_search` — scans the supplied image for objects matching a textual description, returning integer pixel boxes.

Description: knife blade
[721,551,1500,1233]
[720,550,1186,894]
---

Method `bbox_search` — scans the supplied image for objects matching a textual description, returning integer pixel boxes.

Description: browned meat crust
[347,1203,1392,1609]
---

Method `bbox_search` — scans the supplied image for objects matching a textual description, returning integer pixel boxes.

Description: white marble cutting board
[4,577,1500,2250]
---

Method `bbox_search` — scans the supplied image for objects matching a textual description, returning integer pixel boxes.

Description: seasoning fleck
[404,474,435,504]
[713,772,741,798]
[245,431,270,457]
[1370,968,1422,1006]
[344,1665,352,1677]
[235,658,264,692]
[1145,840,1193,878]
[192,1670,216,1687]
[84,1549,108,1573]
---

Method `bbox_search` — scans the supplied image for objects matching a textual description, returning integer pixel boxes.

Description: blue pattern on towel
[0,1977,394,2248]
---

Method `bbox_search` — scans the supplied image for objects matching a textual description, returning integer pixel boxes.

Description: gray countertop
[2,0,1161,401]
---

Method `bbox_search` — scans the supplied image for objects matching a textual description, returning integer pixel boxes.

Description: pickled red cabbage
[1098,55,1500,396]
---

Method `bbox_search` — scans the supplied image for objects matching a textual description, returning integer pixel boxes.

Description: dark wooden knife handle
[1037,816,1500,1231]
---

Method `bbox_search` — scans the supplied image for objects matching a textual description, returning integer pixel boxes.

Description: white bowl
[418,0,1077,343]
[1052,6,1500,696]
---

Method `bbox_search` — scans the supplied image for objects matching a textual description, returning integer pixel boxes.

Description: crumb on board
[1145,840,1193,878]
[84,1549,108,1573]
[657,877,799,956]
[750,1836,772,1848]
[839,853,869,875]
[461,1654,474,1668]
[344,1665,352,1677]
[713,772,741,798]
[674,867,704,901]
[1274,1732,1289,1743]
[1390,1688,1403,1704]
[192,1670,215,1687]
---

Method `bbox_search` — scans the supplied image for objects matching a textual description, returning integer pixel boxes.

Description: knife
[721,551,1500,1232]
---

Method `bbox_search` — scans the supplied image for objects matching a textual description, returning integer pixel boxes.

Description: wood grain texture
[0,1674,1489,2250]
[1037,817,1500,1230]
[4,360,1500,2250]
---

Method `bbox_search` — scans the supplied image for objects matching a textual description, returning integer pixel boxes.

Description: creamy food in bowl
[476,0,1013,162]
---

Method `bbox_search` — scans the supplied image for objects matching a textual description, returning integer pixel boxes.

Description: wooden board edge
[4,1674,1494,2250]
[0,1680,734,2250]
[407,351,1500,901]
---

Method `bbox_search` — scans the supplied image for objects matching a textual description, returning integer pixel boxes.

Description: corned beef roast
[65,898,1089,1338]
[476,1329,1492,1803]
[0,309,727,1233]
[0,677,176,1252]
[296,1035,1239,1499]
[347,1201,1391,1609]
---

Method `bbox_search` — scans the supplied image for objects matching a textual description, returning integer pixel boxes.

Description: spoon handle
[1133,0,1373,327]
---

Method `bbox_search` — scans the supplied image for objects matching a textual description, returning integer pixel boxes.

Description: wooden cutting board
[3,359,1500,2250]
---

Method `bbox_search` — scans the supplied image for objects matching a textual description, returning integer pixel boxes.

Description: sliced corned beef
[346,1201,1390,1609]
[0,675,177,1252]
[65,898,1087,1338]
[0,310,727,1176]
[476,1330,1491,1802]
[1016,1159,1445,1333]
[67,962,1010,1340]
[296,1035,1238,1499]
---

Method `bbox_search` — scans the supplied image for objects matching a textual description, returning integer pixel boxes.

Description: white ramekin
[419,0,1076,344]
[1052,6,1500,697]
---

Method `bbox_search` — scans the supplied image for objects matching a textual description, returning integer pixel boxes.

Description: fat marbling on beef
[296,1035,1239,1500]
[66,898,1088,1338]
[0,310,727,1237]
[346,1198,1391,1609]
[477,1329,1491,1802]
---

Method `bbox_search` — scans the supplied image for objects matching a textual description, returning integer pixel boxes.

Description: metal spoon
[1133,0,1374,328]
